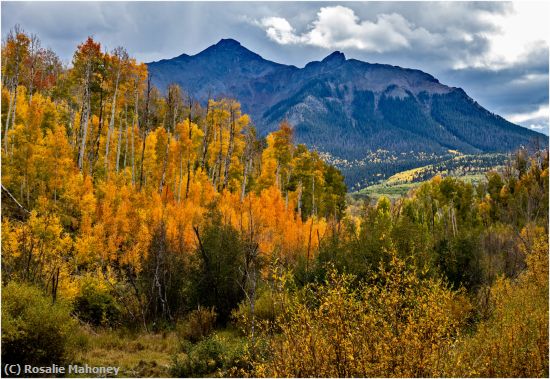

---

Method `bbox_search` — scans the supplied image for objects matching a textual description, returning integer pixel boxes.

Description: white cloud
[259,6,441,53]
[477,2,550,68]
[260,17,303,45]
[506,105,549,124]
[505,104,549,135]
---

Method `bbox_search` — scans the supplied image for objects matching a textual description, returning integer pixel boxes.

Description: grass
[454,173,487,184]
[69,324,250,378]
[354,182,420,200]
[353,173,489,200]
[71,326,178,377]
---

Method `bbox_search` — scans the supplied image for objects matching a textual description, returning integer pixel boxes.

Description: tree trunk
[177,150,184,203]
[132,88,139,185]
[139,132,147,191]
[123,104,129,168]
[214,124,223,188]
[241,159,250,202]
[28,62,35,104]
[4,49,21,153]
[90,81,105,173]
[3,82,16,152]
[28,34,39,104]
[78,99,90,171]
[115,111,123,172]
[312,175,316,216]
[306,216,314,273]
[67,109,76,148]
[222,107,236,190]
[138,76,151,191]
[159,132,171,195]
[200,97,211,170]
[105,69,121,172]
[185,100,193,199]
[77,61,92,172]
[297,180,303,216]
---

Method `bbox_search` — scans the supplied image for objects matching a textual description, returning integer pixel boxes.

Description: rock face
[148,39,546,161]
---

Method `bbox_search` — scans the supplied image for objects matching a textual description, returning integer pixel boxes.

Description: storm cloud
[2,1,548,134]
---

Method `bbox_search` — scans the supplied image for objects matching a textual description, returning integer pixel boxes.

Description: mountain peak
[215,38,242,48]
[197,38,263,61]
[201,38,261,59]
[322,51,346,64]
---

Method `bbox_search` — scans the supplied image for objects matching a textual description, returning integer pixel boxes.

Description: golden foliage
[258,254,471,377]
[443,225,549,377]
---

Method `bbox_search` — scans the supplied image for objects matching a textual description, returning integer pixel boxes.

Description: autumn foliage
[1,27,344,325]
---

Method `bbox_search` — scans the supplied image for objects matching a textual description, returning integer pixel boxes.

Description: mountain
[148,39,546,187]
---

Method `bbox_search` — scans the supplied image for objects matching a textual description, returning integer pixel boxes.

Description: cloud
[506,105,549,135]
[260,17,302,45]
[254,4,498,71]
[440,55,549,135]
[524,121,548,136]
[437,46,548,130]
[259,6,442,53]
[478,2,550,69]
[503,105,549,136]
[507,105,549,124]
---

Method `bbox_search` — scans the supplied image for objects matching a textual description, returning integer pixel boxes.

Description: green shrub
[170,334,225,377]
[188,208,246,324]
[73,281,121,327]
[170,333,253,377]
[1,281,81,366]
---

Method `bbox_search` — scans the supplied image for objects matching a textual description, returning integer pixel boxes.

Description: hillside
[351,152,508,199]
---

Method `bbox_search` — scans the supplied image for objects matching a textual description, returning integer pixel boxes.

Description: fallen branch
[1,183,30,213]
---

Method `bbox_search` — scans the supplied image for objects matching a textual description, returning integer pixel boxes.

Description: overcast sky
[2,1,549,134]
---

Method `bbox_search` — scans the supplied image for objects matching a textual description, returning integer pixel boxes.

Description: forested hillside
[1,27,548,378]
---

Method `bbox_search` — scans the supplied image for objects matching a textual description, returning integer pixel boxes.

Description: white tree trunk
[123,105,128,168]
[105,69,120,172]
[3,84,16,152]
[78,61,92,172]
[115,114,123,172]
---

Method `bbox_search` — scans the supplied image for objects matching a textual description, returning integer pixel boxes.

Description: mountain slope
[148,39,546,186]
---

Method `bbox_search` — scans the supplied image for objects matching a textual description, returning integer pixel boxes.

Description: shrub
[1,281,81,366]
[171,333,253,377]
[176,306,217,343]
[443,225,549,377]
[73,281,121,327]
[232,288,286,335]
[188,208,245,324]
[170,334,226,377]
[257,255,471,377]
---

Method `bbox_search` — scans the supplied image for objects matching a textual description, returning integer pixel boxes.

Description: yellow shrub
[258,255,470,377]
[443,225,548,377]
